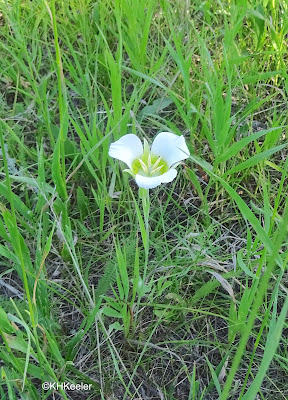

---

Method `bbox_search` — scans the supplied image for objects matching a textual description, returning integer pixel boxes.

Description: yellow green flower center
[131,153,169,177]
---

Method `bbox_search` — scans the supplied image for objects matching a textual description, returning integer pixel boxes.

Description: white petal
[108,134,143,168]
[151,132,190,167]
[135,169,177,189]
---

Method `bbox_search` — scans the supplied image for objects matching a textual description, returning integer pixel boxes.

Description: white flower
[108,132,190,189]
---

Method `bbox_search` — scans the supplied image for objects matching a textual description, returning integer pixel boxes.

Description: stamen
[138,157,149,174]
[152,156,162,169]
[152,165,164,174]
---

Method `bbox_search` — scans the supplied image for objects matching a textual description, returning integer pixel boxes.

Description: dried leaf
[206,270,235,303]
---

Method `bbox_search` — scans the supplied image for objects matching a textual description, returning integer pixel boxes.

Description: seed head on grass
[109,132,190,189]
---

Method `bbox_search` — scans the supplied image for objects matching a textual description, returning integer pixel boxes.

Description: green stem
[132,188,150,322]
[141,188,150,283]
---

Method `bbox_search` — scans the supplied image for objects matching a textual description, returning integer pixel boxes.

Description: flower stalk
[109,132,190,325]
[139,187,150,284]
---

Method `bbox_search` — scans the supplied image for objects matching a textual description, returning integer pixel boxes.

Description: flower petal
[135,168,177,189]
[108,134,143,168]
[151,132,190,167]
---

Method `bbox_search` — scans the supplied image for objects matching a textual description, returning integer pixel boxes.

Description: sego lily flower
[108,132,190,189]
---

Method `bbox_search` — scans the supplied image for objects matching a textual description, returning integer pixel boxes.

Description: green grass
[0,0,288,399]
